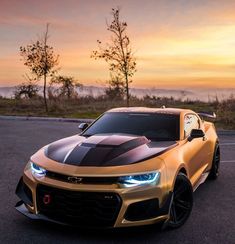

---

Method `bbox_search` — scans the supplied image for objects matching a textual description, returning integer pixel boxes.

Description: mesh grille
[37,184,122,227]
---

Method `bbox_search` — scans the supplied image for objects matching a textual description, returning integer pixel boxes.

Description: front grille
[36,184,122,227]
[46,171,119,185]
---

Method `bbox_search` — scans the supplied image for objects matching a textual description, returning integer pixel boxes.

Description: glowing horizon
[0,0,235,89]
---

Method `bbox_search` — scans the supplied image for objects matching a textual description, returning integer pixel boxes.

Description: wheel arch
[169,165,189,192]
[179,167,187,176]
[209,140,220,171]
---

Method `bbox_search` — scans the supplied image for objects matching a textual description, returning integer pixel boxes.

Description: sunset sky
[1,0,235,89]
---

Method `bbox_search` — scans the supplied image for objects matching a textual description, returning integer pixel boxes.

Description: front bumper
[15,170,172,228]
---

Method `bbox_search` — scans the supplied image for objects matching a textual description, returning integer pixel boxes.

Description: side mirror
[78,123,89,131]
[188,129,205,141]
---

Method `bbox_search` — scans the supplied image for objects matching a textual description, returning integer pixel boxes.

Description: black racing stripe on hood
[62,136,149,166]
[45,135,83,163]
[45,134,177,167]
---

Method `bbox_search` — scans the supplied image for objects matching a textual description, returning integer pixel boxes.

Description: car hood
[45,134,177,167]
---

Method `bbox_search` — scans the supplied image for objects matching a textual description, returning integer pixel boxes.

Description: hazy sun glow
[0,0,235,88]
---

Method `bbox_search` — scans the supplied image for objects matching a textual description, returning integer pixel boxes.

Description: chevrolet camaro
[15,107,220,229]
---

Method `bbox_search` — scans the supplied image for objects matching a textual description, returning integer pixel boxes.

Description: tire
[167,173,193,229]
[208,144,220,180]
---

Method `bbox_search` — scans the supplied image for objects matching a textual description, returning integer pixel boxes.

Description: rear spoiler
[197,112,216,119]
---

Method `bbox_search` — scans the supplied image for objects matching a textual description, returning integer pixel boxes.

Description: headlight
[30,162,47,176]
[119,171,160,187]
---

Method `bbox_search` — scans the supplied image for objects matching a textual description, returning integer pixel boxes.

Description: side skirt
[193,172,209,192]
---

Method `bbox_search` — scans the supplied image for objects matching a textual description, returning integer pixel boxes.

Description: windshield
[82,112,180,141]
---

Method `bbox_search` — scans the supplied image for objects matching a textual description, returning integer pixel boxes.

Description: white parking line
[221,160,235,163]
[220,143,235,146]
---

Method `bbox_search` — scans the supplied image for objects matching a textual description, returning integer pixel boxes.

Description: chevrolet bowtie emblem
[67,176,83,183]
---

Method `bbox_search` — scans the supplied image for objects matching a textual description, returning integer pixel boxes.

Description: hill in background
[0,86,234,102]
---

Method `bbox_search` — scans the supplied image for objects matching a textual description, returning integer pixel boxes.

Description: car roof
[107,107,194,115]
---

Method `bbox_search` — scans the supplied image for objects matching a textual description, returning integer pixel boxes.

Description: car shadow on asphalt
[18,217,167,242]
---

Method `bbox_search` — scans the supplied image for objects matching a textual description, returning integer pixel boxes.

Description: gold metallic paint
[20,108,218,227]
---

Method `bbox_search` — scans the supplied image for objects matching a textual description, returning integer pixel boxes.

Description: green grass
[0,96,234,129]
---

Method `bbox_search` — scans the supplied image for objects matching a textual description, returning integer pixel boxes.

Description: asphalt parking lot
[0,119,234,244]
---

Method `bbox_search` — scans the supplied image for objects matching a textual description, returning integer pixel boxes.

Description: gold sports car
[15,107,220,229]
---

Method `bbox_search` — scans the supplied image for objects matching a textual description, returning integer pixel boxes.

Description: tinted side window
[184,114,200,138]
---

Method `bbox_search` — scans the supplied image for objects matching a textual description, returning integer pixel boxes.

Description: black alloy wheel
[167,173,193,229]
[208,144,220,180]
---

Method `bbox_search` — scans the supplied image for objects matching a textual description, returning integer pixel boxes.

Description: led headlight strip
[30,162,47,176]
[119,171,160,187]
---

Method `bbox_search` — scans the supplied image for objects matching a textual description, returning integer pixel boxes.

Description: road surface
[0,120,234,243]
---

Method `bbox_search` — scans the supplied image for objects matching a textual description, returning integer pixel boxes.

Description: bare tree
[91,8,136,106]
[20,24,59,112]
[14,74,39,99]
[50,75,83,99]
[14,82,39,99]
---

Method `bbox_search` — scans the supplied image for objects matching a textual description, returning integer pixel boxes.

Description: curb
[0,115,94,124]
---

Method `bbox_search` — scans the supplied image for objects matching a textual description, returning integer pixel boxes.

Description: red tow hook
[43,194,51,205]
